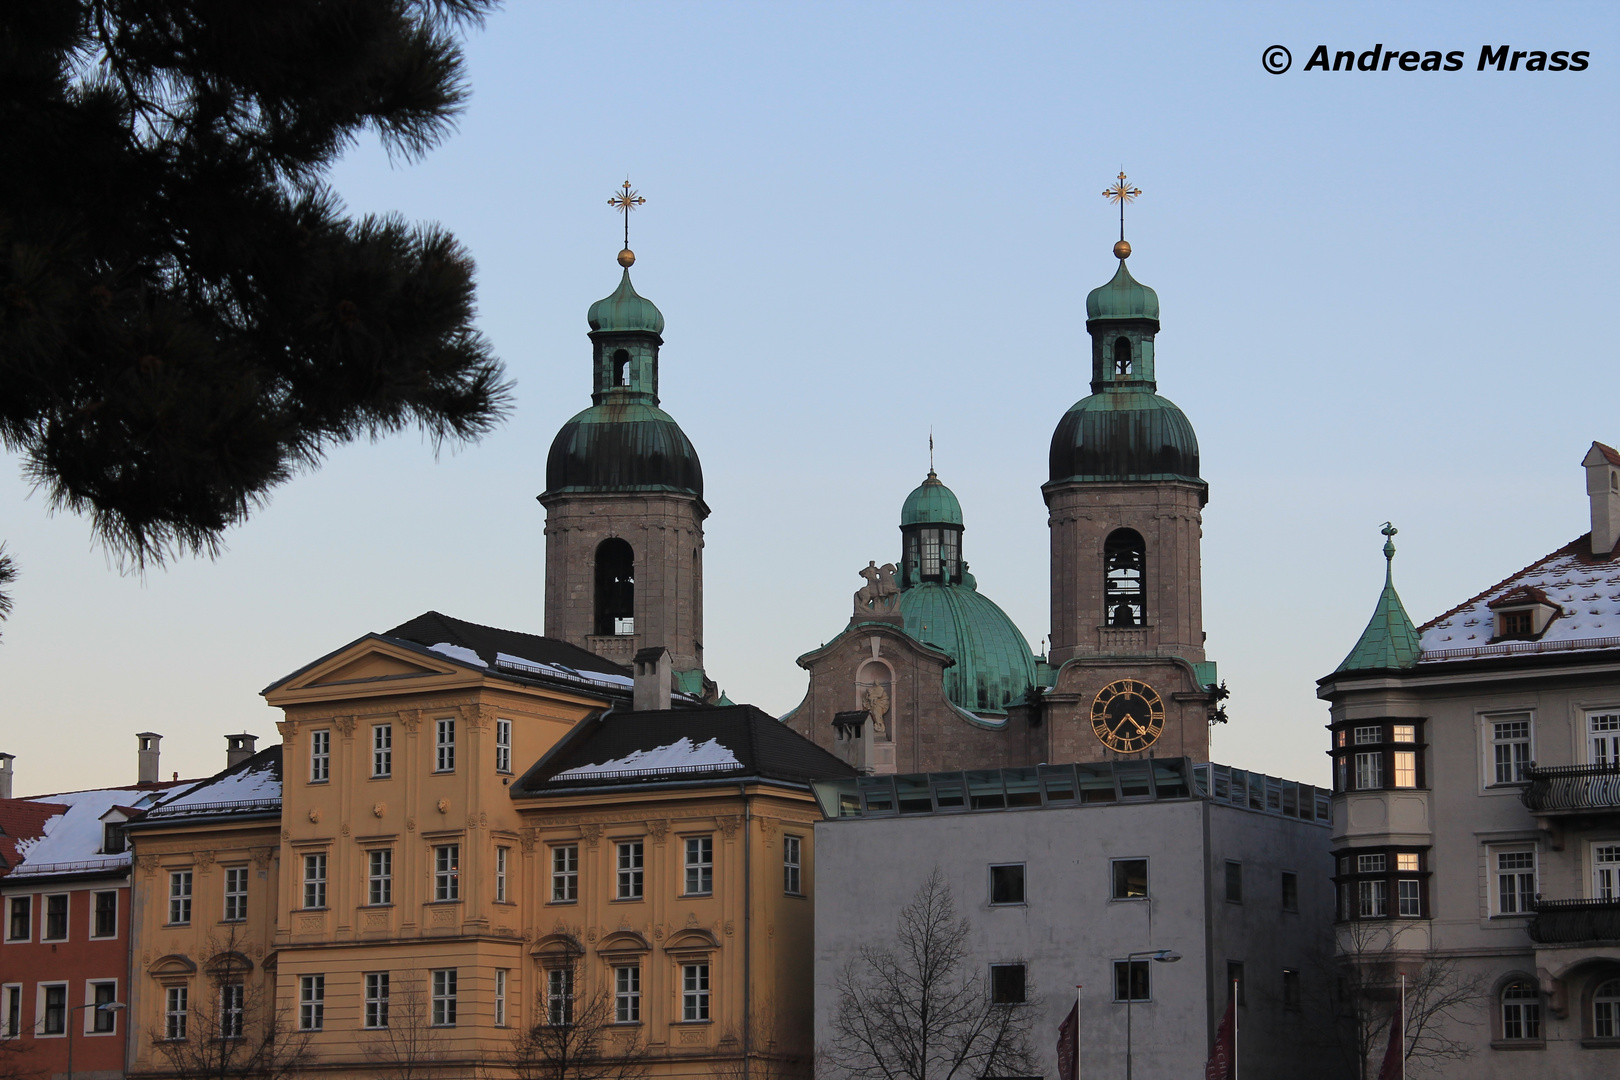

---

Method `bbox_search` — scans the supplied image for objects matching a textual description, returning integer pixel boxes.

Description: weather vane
[608,179,646,267]
[1102,170,1142,257]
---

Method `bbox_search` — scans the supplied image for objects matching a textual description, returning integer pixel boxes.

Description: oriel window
[1104,529,1146,627]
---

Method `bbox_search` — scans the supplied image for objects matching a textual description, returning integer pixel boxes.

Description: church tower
[1042,222,1215,762]
[539,230,709,693]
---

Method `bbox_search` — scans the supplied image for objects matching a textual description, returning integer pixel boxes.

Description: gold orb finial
[618,248,636,268]
[1113,240,1132,259]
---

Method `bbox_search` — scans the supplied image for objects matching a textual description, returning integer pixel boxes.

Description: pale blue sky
[5,2,1616,795]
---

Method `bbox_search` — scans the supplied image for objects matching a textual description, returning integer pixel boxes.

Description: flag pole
[1232,979,1239,1080]
[1076,984,1083,1080]
[1400,972,1406,1080]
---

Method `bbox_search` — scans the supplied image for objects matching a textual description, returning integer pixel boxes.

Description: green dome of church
[1049,390,1200,484]
[900,471,963,525]
[899,582,1037,716]
[545,401,703,498]
[1086,259,1160,322]
[588,270,665,335]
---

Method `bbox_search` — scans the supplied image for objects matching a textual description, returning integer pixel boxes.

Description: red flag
[1377,1001,1403,1080]
[1056,998,1079,1080]
[1204,993,1235,1080]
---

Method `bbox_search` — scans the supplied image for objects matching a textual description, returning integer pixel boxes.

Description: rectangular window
[1590,712,1620,766]
[1491,719,1532,784]
[434,845,460,902]
[165,986,188,1040]
[1502,983,1542,1041]
[1595,844,1620,901]
[1393,751,1417,789]
[369,848,393,905]
[989,863,1026,905]
[431,970,457,1027]
[1354,752,1383,790]
[373,723,392,778]
[1496,851,1536,915]
[6,897,28,942]
[615,965,641,1024]
[303,853,327,909]
[3,985,21,1039]
[91,982,117,1033]
[310,729,330,782]
[1396,852,1420,872]
[682,963,710,1022]
[547,968,573,1027]
[783,835,803,895]
[365,973,389,1029]
[1281,871,1299,912]
[552,845,579,903]
[684,836,714,895]
[1112,960,1150,1002]
[1391,724,1415,743]
[39,984,66,1036]
[299,975,324,1031]
[1225,860,1243,904]
[990,963,1027,1005]
[1111,858,1149,900]
[494,970,508,1028]
[102,822,126,855]
[495,846,510,903]
[1353,725,1381,745]
[435,718,455,772]
[496,719,512,773]
[224,867,248,922]
[1227,961,1245,1005]
[169,871,193,925]
[1357,853,1387,874]
[617,841,644,900]
[1500,610,1533,637]
[1359,879,1389,918]
[1282,968,1301,1010]
[43,894,67,941]
[219,984,244,1039]
[1398,879,1422,917]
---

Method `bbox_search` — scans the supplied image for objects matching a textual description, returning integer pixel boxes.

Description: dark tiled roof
[135,745,283,826]
[0,800,66,877]
[514,704,858,795]
[385,611,629,678]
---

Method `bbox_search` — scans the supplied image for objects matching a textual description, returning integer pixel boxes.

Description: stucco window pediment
[663,927,719,953]
[530,932,585,959]
[596,930,652,956]
[206,951,254,976]
[148,954,198,976]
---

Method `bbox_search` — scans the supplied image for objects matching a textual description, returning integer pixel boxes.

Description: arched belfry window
[594,538,635,636]
[1104,528,1146,627]
[612,349,631,387]
[1113,337,1132,377]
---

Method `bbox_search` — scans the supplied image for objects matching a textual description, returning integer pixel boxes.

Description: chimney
[0,753,13,799]
[137,732,163,785]
[633,647,672,712]
[225,733,258,768]
[1584,442,1620,557]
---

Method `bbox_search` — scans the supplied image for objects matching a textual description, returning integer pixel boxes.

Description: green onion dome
[544,402,703,497]
[587,270,665,335]
[1086,259,1160,323]
[899,581,1037,716]
[1048,390,1200,484]
[900,470,963,525]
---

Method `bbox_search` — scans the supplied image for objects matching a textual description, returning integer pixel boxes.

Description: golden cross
[608,179,646,250]
[1102,171,1142,242]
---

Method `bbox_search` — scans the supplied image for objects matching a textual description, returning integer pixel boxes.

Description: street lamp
[67,1000,125,1080]
[1125,948,1180,1080]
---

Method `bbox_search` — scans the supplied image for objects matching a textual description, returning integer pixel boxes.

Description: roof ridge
[1418,534,1589,633]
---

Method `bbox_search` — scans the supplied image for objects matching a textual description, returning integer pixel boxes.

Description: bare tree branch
[506,932,650,1080]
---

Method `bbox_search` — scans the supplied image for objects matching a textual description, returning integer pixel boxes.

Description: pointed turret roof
[1337,527,1421,672]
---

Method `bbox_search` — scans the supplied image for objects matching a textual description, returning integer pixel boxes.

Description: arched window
[1113,336,1132,376]
[1500,980,1542,1041]
[612,349,631,387]
[1104,528,1146,627]
[594,538,634,636]
[1596,978,1620,1038]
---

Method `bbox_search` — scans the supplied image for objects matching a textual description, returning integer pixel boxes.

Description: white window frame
[85,980,118,1035]
[546,967,573,1027]
[431,969,457,1027]
[494,969,507,1028]
[223,867,248,922]
[299,975,324,1031]
[783,835,803,896]
[434,718,455,773]
[168,871,193,925]
[1,984,22,1039]
[1596,978,1620,1039]
[5,896,30,942]
[310,729,331,783]
[372,723,392,778]
[364,972,389,1030]
[681,962,710,1022]
[495,846,509,903]
[1352,725,1381,745]
[1397,878,1422,917]
[684,835,714,896]
[368,848,392,906]
[164,985,188,1040]
[552,844,579,903]
[1358,878,1388,918]
[303,853,327,909]
[90,889,118,940]
[36,983,67,1037]
[614,964,640,1024]
[1592,842,1620,901]
[617,840,644,900]
[1392,750,1417,789]
[1589,710,1620,766]
[1500,981,1542,1041]
[1486,714,1533,787]
[219,982,244,1040]
[41,892,69,942]
[495,719,512,774]
[1354,752,1383,790]
[434,845,460,902]
[1493,848,1538,916]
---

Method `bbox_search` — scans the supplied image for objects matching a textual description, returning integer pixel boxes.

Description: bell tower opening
[1113,336,1132,377]
[1104,528,1146,627]
[612,349,631,387]
[594,538,635,636]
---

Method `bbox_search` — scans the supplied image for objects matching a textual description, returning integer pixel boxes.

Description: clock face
[1090,679,1166,753]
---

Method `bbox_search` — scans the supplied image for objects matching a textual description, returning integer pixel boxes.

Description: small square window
[989,864,1025,906]
[1281,871,1298,913]
[1224,861,1243,904]
[1113,960,1150,1002]
[1111,859,1148,900]
[1395,852,1420,872]
[990,964,1026,1005]
[1391,724,1416,743]
[1499,611,1533,638]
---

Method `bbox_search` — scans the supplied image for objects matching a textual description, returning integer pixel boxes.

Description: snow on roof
[493,653,635,689]
[428,642,487,667]
[552,737,743,781]
[10,784,181,878]
[146,758,281,818]
[1419,538,1620,662]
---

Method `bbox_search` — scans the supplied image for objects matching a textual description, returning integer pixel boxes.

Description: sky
[4,1,1617,796]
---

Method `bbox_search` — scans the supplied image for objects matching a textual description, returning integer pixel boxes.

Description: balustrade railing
[1520,761,1620,814]
[1528,897,1620,944]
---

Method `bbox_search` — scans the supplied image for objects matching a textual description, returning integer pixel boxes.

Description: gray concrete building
[811,759,1335,1078]
[1317,441,1620,1076]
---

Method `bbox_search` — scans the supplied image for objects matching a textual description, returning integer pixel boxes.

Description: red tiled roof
[1487,585,1556,609]
[0,800,67,878]
[1593,441,1620,467]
